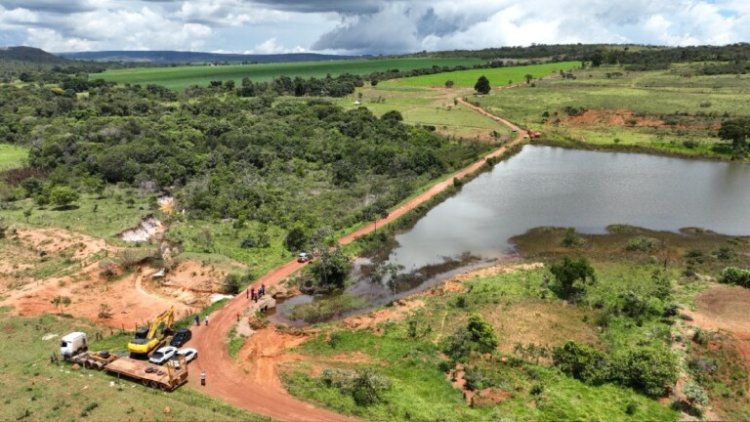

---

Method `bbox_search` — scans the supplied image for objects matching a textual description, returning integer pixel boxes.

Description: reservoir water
[388,145,750,271]
[274,145,750,323]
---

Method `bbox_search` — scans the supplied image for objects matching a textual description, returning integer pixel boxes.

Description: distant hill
[58,50,360,64]
[0,46,69,64]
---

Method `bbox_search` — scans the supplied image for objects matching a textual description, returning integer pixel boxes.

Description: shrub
[443,314,498,361]
[561,227,584,247]
[719,267,750,287]
[683,381,709,407]
[549,257,596,301]
[320,368,390,406]
[616,346,678,397]
[552,341,610,385]
[625,236,657,252]
[97,304,113,319]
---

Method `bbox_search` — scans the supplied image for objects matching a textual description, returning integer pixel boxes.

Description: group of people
[194,314,208,326]
[246,284,266,302]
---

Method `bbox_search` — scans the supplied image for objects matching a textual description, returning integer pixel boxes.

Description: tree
[549,257,596,300]
[284,225,308,252]
[51,295,71,313]
[474,76,491,95]
[443,314,498,361]
[718,117,750,152]
[445,80,455,88]
[310,247,350,289]
[49,186,80,208]
[524,74,533,84]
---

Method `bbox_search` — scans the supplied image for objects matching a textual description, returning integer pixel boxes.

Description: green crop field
[0,144,27,170]
[381,61,580,88]
[98,57,484,90]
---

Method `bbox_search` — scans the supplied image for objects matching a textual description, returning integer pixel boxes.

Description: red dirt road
[189,98,528,421]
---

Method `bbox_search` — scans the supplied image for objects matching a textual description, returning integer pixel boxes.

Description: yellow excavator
[128,307,175,356]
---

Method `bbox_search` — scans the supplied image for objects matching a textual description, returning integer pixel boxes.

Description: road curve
[189,96,528,421]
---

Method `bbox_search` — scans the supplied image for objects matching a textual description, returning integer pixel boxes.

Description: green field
[331,86,513,141]
[382,61,580,88]
[472,66,750,158]
[98,57,485,90]
[0,144,27,170]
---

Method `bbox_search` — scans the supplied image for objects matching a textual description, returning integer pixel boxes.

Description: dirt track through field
[189,96,528,421]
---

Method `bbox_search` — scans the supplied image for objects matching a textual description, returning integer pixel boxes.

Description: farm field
[330,86,513,142]
[381,61,580,88]
[474,65,750,158]
[97,57,484,90]
[0,144,27,170]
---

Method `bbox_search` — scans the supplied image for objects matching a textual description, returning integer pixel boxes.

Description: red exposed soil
[560,108,719,130]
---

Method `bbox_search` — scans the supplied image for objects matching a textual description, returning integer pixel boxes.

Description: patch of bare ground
[680,283,750,420]
[448,363,511,406]
[559,108,719,131]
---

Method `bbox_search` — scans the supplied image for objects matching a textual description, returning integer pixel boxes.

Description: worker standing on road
[204,316,209,326]
[246,288,249,299]
[194,315,200,326]
[200,370,206,386]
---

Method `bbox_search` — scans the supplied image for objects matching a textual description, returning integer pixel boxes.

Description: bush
[552,341,610,385]
[616,346,678,397]
[320,368,390,407]
[719,267,750,287]
[443,315,498,361]
[549,257,596,301]
[625,236,657,252]
[683,381,709,407]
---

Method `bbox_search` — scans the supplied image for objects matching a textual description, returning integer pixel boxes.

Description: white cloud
[0,0,748,53]
[248,38,306,54]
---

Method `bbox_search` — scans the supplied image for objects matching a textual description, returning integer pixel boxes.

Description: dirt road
[189,97,528,421]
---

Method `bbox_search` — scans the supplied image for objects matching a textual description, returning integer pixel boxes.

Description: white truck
[60,332,88,359]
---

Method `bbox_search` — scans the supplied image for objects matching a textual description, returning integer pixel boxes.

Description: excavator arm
[128,306,175,355]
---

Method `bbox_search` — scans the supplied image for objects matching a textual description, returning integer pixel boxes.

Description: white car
[149,346,177,365]
[176,348,198,363]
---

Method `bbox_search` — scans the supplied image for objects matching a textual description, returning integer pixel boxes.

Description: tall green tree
[474,75,491,95]
[718,117,750,152]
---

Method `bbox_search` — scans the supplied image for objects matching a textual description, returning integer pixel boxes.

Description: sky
[0,0,748,54]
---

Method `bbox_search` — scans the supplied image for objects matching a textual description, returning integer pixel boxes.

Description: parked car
[297,252,310,263]
[176,348,198,363]
[170,329,192,347]
[149,346,177,365]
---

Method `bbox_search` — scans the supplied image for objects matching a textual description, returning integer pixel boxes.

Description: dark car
[170,329,192,347]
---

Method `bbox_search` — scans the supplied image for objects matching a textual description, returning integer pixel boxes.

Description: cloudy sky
[0,0,748,54]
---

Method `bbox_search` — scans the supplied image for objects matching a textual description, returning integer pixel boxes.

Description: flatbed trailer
[71,352,188,391]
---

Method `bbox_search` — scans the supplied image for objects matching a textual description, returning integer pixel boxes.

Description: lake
[388,145,750,272]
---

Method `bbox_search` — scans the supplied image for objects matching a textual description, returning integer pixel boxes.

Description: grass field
[0,308,266,422]
[0,144,27,170]
[472,66,750,159]
[0,188,154,240]
[98,57,484,91]
[382,61,580,88]
[330,86,513,141]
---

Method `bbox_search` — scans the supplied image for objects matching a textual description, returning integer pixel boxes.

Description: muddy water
[388,145,750,271]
